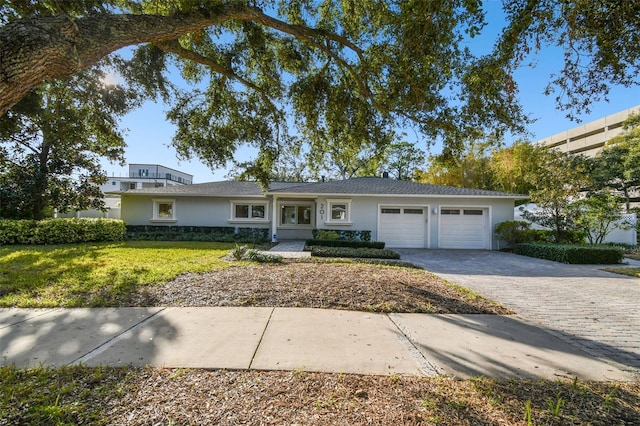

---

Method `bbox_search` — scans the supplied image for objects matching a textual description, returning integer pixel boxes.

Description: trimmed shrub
[0,218,125,245]
[514,243,624,264]
[494,220,531,248]
[315,230,339,240]
[237,227,270,242]
[125,225,269,243]
[0,219,37,244]
[305,239,385,249]
[494,221,585,247]
[311,246,400,259]
[311,229,372,241]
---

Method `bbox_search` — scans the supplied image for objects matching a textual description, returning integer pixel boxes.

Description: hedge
[0,218,125,245]
[125,225,270,243]
[311,229,372,241]
[310,246,400,259]
[305,239,385,249]
[514,243,624,264]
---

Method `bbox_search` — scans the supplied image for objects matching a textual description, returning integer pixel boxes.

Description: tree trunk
[0,6,255,116]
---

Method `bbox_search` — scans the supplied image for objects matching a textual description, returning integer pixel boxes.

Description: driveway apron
[396,249,640,372]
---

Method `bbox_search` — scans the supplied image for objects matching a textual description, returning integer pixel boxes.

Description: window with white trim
[152,199,176,221]
[231,201,268,221]
[327,199,352,223]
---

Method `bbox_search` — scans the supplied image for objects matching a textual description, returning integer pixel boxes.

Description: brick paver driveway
[397,249,640,372]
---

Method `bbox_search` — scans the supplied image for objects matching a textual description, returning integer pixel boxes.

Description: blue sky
[101,4,640,183]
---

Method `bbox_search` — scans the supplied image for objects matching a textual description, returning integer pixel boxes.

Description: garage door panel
[439,208,488,249]
[378,206,426,248]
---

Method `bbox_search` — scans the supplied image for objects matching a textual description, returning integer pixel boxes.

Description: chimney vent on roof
[321,175,325,182]
[382,171,389,179]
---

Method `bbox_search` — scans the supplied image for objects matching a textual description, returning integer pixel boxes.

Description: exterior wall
[315,195,516,249]
[121,193,517,249]
[537,105,640,158]
[121,195,269,231]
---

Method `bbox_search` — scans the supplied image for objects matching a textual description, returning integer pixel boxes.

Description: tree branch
[154,39,277,111]
[0,6,248,115]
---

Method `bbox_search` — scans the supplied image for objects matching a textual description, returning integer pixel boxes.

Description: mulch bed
[136,261,511,314]
[106,369,640,425]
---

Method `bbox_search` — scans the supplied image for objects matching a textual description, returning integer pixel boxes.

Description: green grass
[0,365,134,425]
[0,241,236,307]
[603,267,640,278]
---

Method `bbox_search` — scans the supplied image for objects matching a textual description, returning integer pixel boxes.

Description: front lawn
[0,241,235,307]
[603,267,640,278]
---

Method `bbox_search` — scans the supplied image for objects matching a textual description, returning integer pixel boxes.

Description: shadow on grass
[0,241,233,307]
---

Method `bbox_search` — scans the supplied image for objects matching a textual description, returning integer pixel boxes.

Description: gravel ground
[136,261,510,314]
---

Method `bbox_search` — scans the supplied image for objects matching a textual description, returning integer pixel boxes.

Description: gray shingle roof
[113,181,304,197]
[269,177,524,198]
[113,178,525,198]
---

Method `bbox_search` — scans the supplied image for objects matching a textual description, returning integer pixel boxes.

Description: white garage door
[378,206,426,248]
[439,208,488,249]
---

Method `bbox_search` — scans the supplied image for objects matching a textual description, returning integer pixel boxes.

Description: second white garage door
[378,206,427,248]
[439,208,489,249]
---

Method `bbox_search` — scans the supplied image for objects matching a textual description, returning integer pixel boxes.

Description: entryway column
[271,196,278,242]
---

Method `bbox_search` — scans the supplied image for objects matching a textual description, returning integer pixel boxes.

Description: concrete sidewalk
[1,307,636,381]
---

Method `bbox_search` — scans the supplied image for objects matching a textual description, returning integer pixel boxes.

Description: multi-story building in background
[100,164,193,193]
[537,105,640,157]
[59,164,193,219]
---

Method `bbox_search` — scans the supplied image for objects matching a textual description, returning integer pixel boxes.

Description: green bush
[315,230,339,240]
[514,243,624,264]
[246,249,283,263]
[0,219,37,244]
[494,221,585,247]
[125,225,269,243]
[0,218,125,245]
[311,229,372,241]
[310,246,400,259]
[305,239,385,249]
[494,221,531,247]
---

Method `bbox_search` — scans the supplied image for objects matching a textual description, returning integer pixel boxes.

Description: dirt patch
[107,369,640,426]
[137,261,510,314]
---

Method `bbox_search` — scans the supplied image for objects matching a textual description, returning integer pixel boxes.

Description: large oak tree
[1,0,639,186]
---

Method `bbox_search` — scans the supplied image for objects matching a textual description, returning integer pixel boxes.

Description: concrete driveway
[396,249,640,372]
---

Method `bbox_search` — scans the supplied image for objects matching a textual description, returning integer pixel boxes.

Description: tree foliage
[520,149,591,243]
[588,114,640,212]
[0,67,140,219]
[381,141,426,181]
[2,0,639,182]
[573,191,629,245]
[418,139,495,189]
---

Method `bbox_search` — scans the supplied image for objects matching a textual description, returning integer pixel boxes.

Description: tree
[3,1,639,178]
[0,67,140,219]
[418,139,495,189]
[489,140,546,196]
[381,141,426,181]
[520,149,591,243]
[588,114,640,212]
[573,191,628,245]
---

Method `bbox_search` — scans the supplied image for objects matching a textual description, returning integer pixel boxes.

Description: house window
[441,209,460,215]
[129,183,137,189]
[152,199,176,221]
[231,201,268,222]
[280,204,312,226]
[327,199,352,224]
[381,208,401,214]
[404,208,423,214]
[111,181,116,186]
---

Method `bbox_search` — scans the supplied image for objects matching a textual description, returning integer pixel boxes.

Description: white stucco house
[116,177,526,249]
